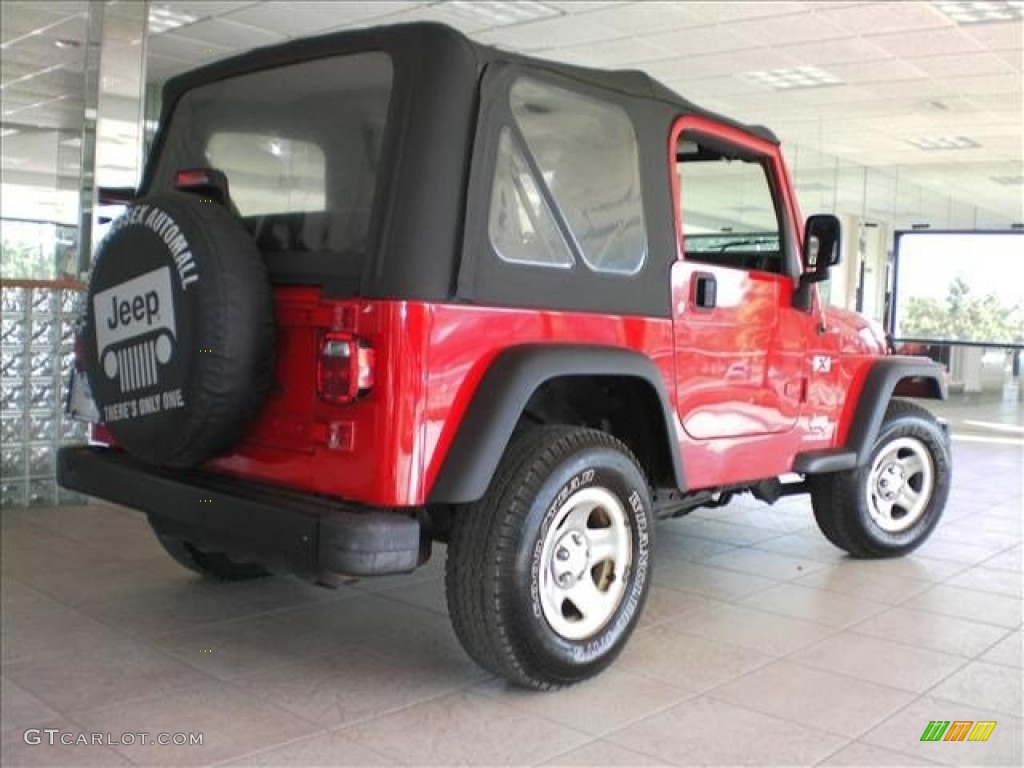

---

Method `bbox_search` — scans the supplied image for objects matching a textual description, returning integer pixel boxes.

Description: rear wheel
[810,400,951,558]
[153,531,269,581]
[446,426,653,689]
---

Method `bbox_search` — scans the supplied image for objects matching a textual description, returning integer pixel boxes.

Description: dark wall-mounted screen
[891,230,1023,349]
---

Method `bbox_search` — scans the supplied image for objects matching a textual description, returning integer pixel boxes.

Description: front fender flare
[794,356,947,474]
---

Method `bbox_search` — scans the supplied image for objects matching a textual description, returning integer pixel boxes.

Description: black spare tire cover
[83,191,274,468]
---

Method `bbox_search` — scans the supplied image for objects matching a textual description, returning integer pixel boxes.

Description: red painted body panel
[92,117,881,511]
[208,291,679,507]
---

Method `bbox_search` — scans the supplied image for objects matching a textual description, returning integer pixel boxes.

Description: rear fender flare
[428,344,685,504]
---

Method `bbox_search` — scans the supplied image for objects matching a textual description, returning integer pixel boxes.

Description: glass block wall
[1,284,89,508]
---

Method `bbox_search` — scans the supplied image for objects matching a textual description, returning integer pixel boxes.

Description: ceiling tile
[908,51,1017,78]
[867,26,983,57]
[159,2,263,20]
[540,37,675,68]
[689,2,811,24]
[814,1,952,34]
[147,32,231,63]
[724,12,852,45]
[5,14,88,51]
[146,52,193,80]
[945,72,1023,96]
[961,18,1023,51]
[545,1,627,12]
[0,61,34,85]
[222,1,418,38]
[368,4,495,33]
[646,47,804,83]
[826,58,928,84]
[101,13,146,45]
[993,49,1023,71]
[1,7,73,44]
[782,84,879,106]
[106,0,146,22]
[775,37,893,66]
[867,77,949,100]
[644,25,764,56]
[476,15,623,51]
[3,34,85,73]
[658,73,768,99]
[579,2,715,36]
[170,17,287,50]
[968,92,1023,111]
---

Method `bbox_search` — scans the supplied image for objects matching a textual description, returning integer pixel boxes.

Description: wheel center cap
[877,464,904,500]
[551,529,589,587]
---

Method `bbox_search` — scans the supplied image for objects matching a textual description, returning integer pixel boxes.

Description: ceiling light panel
[148,5,198,34]
[744,65,843,90]
[907,135,981,150]
[931,1,1024,24]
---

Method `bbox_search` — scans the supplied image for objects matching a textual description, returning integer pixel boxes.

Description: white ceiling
[2,0,1022,226]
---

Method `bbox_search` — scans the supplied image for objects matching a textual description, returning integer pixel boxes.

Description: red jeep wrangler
[59,23,951,689]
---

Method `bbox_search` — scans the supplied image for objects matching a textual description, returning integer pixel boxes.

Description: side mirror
[801,214,841,283]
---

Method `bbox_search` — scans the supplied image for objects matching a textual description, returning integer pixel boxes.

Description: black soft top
[160,21,776,149]
[147,22,778,311]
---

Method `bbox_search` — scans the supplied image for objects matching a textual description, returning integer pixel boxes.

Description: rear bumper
[57,446,423,580]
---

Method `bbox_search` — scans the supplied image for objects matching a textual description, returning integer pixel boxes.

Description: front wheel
[445,426,654,689]
[810,400,951,558]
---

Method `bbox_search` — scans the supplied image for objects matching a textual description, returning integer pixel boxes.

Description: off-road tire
[155,532,270,581]
[446,425,653,689]
[810,400,951,558]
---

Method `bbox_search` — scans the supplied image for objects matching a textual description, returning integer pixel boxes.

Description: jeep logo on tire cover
[93,266,177,394]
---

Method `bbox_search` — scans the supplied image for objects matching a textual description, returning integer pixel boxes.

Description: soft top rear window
[149,51,393,287]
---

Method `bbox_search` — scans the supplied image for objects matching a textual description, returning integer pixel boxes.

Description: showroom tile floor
[1,395,1021,767]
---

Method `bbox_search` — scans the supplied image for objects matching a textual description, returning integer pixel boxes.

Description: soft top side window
[677,137,785,275]
[489,127,574,269]
[487,76,648,275]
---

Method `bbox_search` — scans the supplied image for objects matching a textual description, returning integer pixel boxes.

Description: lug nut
[556,547,569,561]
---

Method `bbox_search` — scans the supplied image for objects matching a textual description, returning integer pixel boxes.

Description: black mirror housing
[802,214,841,283]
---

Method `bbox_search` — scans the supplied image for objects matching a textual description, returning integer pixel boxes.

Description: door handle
[693,274,717,309]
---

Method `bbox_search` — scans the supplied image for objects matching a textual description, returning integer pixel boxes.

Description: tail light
[317,332,374,404]
[175,167,231,207]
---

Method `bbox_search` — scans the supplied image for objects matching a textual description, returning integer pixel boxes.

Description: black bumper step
[57,446,422,579]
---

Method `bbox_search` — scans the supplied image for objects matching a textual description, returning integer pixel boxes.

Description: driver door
[670,120,807,444]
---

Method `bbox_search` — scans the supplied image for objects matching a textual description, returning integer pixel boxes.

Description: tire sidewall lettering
[521,453,652,670]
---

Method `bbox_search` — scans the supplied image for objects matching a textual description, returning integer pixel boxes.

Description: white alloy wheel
[865,436,935,533]
[538,486,632,640]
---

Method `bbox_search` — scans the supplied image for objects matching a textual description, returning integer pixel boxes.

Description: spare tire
[83,191,274,468]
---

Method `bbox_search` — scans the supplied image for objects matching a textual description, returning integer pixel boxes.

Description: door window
[677,137,785,275]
